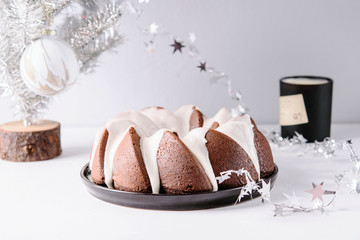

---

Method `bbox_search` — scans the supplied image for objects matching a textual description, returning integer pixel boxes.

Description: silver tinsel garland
[52,0,73,16]
[61,4,123,73]
[0,0,124,125]
[0,0,48,125]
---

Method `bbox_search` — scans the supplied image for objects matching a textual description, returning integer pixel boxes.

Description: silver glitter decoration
[269,136,360,195]
[258,180,271,203]
[0,0,48,126]
[216,169,261,203]
[334,172,346,185]
[78,0,97,11]
[219,166,337,216]
[344,140,360,173]
[267,131,344,158]
[348,177,360,194]
[51,0,73,16]
[61,4,124,73]
[272,182,337,216]
[340,140,360,193]
[273,204,284,216]
[267,131,307,149]
[311,138,339,158]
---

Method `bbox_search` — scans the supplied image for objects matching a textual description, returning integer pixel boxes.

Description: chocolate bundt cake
[89,105,274,194]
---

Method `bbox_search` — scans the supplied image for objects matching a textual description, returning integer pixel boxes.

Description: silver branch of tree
[0,0,123,125]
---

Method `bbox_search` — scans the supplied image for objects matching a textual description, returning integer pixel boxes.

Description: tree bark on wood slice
[0,120,62,162]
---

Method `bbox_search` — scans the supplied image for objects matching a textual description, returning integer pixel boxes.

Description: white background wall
[1,0,360,127]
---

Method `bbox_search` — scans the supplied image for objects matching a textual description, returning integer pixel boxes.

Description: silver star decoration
[334,173,345,184]
[274,205,284,216]
[258,180,271,203]
[216,169,247,184]
[348,178,360,193]
[344,140,358,160]
[267,131,291,148]
[315,138,338,158]
[291,132,308,144]
[243,183,254,195]
[283,192,301,207]
[246,180,260,193]
[189,32,196,43]
[344,140,360,171]
[149,22,159,35]
[355,162,360,174]
[216,174,231,184]
[238,189,249,201]
[313,199,327,215]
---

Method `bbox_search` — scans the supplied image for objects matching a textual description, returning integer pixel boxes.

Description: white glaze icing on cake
[140,107,181,134]
[182,127,217,191]
[103,120,135,188]
[203,107,232,128]
[174,105,199,137]
[216,115,260,179]
[140,129,168,194]
[108,110,160,135]
[90,105,261,192]
[89,125,106,170]
[103,111,162,188]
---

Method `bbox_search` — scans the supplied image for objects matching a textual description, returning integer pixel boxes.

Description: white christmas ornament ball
[20,37,80,96]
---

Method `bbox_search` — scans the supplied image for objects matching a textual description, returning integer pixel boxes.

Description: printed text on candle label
[279,94,309,126]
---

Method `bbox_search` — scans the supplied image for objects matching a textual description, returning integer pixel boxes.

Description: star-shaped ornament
[258,180,271,202]
[238,188,249,201]
[189,32,196,43]
[283,192,301,207]
[347,171,360,193]
[349,179,360,193]
[242,183,253,195]
[215,173,231,184]
[293,131,308,144]
[334,173,345,184]
[197,62,206,72]
[274,204,284,217]
[149,22,159,35]
[354,162,360,174]
[170,40,185,54]
[312,199,327,214]
[306,182,326,201]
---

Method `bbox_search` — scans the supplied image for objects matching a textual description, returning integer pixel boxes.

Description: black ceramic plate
[81,163,278,210]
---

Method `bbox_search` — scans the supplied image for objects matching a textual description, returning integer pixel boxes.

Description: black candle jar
[279,76,333,142]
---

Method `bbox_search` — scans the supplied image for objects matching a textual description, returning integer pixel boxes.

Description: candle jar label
[279,94,309,126]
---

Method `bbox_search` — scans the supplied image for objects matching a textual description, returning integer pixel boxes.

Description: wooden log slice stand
[0,120,62,162]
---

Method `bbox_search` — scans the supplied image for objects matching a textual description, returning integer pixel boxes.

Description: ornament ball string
[19,0,80,108]
[45,0,53,26]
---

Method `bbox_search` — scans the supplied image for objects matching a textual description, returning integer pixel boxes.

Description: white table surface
[1,124,360,240]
